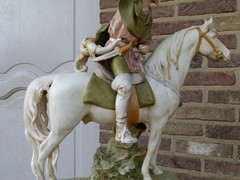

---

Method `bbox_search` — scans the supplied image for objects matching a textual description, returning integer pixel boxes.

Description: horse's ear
[202,17,213,31]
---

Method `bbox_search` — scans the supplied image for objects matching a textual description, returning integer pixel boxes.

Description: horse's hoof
[143,177,152,180]
[152,167,163,175]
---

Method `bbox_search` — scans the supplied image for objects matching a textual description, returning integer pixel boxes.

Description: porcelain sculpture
[24,18,230,180]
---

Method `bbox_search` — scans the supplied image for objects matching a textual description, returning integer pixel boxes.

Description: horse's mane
[144,26,197,81]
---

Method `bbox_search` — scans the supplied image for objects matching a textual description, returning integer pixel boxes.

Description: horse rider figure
[75,0,161,144]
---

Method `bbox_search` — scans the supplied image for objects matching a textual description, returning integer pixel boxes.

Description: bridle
[193,27,224,61]
[145,26,226,99]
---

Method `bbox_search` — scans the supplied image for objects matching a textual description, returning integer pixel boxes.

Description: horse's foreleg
[149,117,169,175]
[150,139,163,175]
[142,122,161,180]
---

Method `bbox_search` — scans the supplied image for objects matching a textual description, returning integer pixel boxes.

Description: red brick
[239,110,240,122]
[157,155,201,171]
[180,90,203,103]
[176,106,235,122]
[100,4,174,22]
[208,53,240,68]
[214,15,240,31]
[99,146,108,153]
[138,135,148,148]
[163,123,203,136]
[152,20,203,35]
[138,136,148,148]
[138,136,171,151]
[152,5,174,19]
[100,0,173,9]
[206,125,240,140]
[179,0,237,16]
[100,125,112,131]
[238,145,240,159]
[190,55,203,68]
[208,90,240,104]
[205,160,240,176]
[100,0,118,9]
[159,138,171,151]
[100,11,116,24]
[218,34,237,49]
[176,140,233,158]
[100,132,112,144]
[184,72,236,86]
[176,173,223,180]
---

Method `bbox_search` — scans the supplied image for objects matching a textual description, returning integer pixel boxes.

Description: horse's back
[53,72,91,88]
[48,72,91,103]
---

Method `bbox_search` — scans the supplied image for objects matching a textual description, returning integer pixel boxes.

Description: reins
[145,26,224,99]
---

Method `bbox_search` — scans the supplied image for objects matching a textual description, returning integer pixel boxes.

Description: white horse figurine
[24,18,230,180]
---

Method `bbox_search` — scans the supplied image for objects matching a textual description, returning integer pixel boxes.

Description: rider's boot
[112,73,138,144]
[115,118,138,144]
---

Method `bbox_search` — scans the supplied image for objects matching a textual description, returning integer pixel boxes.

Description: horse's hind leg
[38,130,71,180]
[46,157,57,180]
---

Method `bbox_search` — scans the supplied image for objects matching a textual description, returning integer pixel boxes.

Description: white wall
[0,0,100,179]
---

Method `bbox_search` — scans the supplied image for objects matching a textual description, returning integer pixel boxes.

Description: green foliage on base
[62,124,179,180]
[91,124,179,180]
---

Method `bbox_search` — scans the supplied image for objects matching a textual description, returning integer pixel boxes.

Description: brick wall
[99,0,240,179]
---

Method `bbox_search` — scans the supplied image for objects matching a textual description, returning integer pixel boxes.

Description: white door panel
[0,0,100,179]
[0,0,74,73]
[0,93,35,180]
[74,0,100,177]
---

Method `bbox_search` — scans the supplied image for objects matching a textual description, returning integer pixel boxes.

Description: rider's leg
[109,55,138,143]
[112,73,138,143]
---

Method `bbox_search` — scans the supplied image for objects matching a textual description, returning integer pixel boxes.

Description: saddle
[83,24,155,125]
[83,73,155,125]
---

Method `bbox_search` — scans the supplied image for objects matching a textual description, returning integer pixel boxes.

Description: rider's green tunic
[95,0,153,76]
[118,0,153,40]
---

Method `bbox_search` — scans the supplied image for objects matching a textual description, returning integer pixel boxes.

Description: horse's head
[195,17,231,61]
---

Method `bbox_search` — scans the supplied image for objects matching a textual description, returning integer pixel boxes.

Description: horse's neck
[170,43,196,89]
[144,30,198,91]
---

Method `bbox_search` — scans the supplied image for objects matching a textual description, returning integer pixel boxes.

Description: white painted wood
[0,0,74,73]
[0,0,100,179]
[75,0,100,177]
[0,92,35,180]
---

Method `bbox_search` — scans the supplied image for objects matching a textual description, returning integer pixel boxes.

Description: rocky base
[61,178,89,180]
[62,172,178,180]
[91,138,146,179]
[91,123,146,180]
[152,172,179,180]
[63,124,179,180]
[90,123,179,180]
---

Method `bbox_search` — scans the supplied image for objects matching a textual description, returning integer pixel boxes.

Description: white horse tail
[23,75,57,178]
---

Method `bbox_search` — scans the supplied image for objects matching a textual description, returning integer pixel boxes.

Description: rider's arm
[138,39,159,55]
[86,38,121,56]
[96,38,120,55]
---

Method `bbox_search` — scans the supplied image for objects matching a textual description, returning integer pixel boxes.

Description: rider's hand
[111,38,121,48]
[139,44,151,55]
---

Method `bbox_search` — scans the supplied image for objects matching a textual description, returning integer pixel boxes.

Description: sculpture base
[62,172,178,180]
[90,124,179,180]
[61,124,178,180]
[61,178,89,180]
